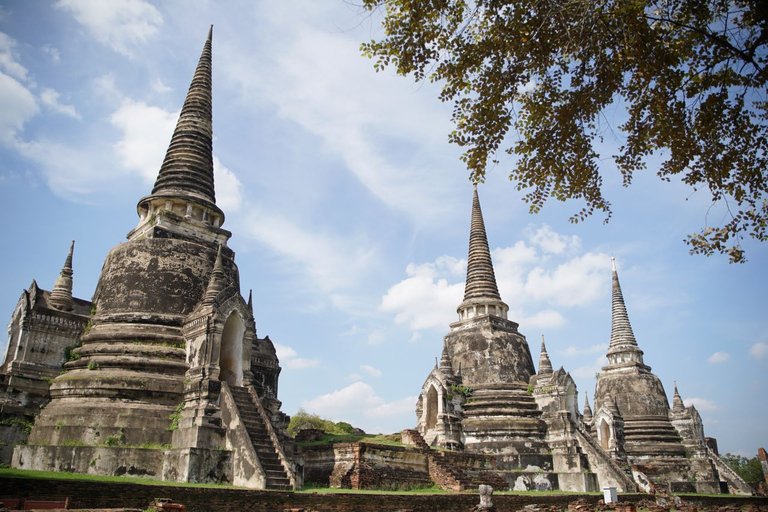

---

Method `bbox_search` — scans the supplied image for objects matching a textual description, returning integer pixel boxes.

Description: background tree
[361,0,767,262]
[287,409,360,436]
[721,453,766,483]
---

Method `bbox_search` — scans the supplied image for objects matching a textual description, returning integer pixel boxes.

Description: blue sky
[0,1,766,457]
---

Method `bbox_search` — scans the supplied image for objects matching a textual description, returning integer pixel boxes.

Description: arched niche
[600,419,611,451]
[219,311,245,387]
[425,385,439,431]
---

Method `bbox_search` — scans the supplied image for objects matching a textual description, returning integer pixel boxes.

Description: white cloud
[242,208,377,292]
[516,309,565,329]
[110,99,176,183]
[380,261,464,331]
[685,397,717,412]
[367,331,386,346]
[573,354,609,379]
[93,73,122,102]
[13,138,112,199]
[360,365,382,378]
[220,15,460,225]
[56,0,163,57]
[381,227,612,334]
[152,78,172,93]
[0,72,38,143]
[40,88,81,119]
[529,224,581,255]
[749,342,768,359]
[213,156,242,213]
[302,381,416,430]
[707,351,730,364]
[561,344,608,356]
[523,252,611,307]
[42,44,60,63]
[0,32,29,81]
[274,343,319,370]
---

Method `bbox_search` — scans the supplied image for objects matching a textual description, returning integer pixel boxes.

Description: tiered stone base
[462,382,551,467]
[13,445,232,484]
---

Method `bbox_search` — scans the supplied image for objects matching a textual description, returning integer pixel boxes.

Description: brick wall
[1,477,767,512]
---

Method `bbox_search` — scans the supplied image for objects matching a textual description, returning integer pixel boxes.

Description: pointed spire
[138,26,224,224]
[605,258,646,367]
[609,257,637,347]
[463,183,501,301]
[247,289,253,312]
[456,184,509,322]
[672,382,685,411]
[202,244,227,305]
[439,345,454,376]
[538,335,553,375]
[50,240,75,311]
[583,393,593,422]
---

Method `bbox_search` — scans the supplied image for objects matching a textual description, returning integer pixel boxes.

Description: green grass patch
[297,432,407,448]
[0,467,241,489]
[296,483,451,495]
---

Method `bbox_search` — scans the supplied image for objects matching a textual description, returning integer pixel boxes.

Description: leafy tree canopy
[287,409,358,437]
[721,453,766,483]
[361,0,768,262]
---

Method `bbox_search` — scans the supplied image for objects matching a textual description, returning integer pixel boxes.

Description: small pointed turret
[439,345,454,376]
[583,393,593,422]
[136,26,225,232]
[605,258,646,368]
[538,335,553,375]
[247,289,253,314]
[50,240,75,311]
[456,184,509,321]
[672,382,685,411]
[202,244,227,305]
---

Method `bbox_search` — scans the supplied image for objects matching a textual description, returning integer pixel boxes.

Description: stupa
[10,27,298,490]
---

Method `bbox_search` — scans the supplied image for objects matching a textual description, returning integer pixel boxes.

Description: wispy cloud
[40,88,81,119]
[56,0,163,57]
[241,208,378,293]
[749,342,768,359]
[707,351,729,364]
[381,226,612,334]
[274,343,319,370]
[301,381,415,432]
[685,397,717,412]
[0,32,29,81]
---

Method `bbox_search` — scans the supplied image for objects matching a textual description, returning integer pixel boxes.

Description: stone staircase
[229,386,292,490]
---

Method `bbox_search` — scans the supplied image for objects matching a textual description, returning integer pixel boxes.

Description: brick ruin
[0,27,758,496]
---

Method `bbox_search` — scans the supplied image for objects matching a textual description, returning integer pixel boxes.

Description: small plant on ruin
[65,342,81,362]
[449,384,473,399]
[87,361,98,370]
[167,403,184,431]
[104,427,125,446]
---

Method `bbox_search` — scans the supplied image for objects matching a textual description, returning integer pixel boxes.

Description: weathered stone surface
[6,28,296,490]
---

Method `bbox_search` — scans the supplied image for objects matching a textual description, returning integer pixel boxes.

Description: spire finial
[583,392,593,422]
[138,27,223,225]
[538,334,553,375]
[247,289,253,312]
[50,240,75,311]
[672,381,685,411]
